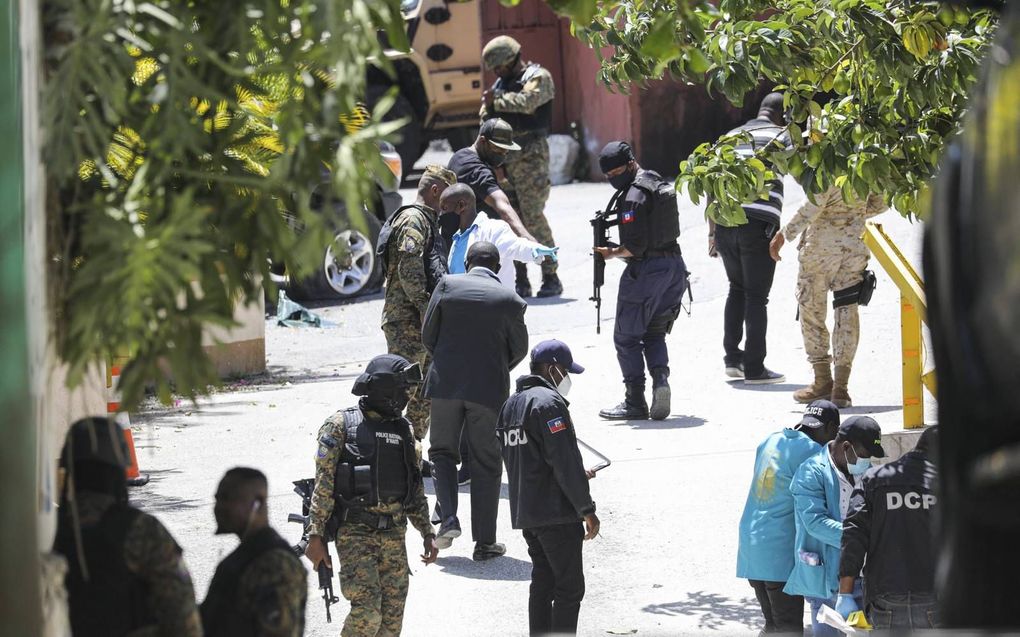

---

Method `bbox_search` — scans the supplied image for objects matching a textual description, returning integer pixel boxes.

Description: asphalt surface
[133,174,935,637]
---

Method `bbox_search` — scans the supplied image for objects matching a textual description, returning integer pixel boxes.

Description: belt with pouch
[344,509,403,531]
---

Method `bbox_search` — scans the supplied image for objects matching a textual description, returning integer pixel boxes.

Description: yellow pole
[901,293,924,429]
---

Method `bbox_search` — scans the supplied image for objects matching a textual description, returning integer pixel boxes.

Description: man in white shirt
[439,184,558,290]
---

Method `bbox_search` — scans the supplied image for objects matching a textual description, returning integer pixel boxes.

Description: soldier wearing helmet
[303,354,438,636]
[53,417,202,637]
[480,35,562,299]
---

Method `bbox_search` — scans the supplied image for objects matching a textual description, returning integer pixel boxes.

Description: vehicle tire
[446,126,478,151]
[288,208,384,302]
[387,94,423,173]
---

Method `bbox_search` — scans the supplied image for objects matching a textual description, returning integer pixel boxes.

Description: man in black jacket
[497,339,600,636]
[201,468,306,636]
[837,426,940,629]
[423,241,529,560]
[54,417,202,637]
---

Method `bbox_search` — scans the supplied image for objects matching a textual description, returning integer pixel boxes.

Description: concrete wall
[201,293,266,379]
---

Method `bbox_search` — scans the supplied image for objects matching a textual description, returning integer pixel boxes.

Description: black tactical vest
[492,64,552,136]
[631,170,681,248]
[332,407,419,513]
[199,526,294,637]
[54,504,156,637]
[377,204,448,293]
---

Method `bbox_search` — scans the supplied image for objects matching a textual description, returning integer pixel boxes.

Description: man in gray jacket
[422,241,529,560]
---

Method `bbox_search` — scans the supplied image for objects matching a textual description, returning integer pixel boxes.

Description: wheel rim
[323,230,374,296]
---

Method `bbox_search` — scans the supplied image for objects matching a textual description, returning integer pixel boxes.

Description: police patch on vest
[621,210,636,224]
[547,417,567,434]
[376,431,402,446]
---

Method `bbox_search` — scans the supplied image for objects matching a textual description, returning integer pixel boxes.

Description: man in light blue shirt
[440,184,557,290]
[785,416,884,636]
[738,400,840,635]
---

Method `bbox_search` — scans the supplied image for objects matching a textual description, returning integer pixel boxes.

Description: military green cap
[479,118,521,151]
[483,35,522,70]
[422,164,457,186]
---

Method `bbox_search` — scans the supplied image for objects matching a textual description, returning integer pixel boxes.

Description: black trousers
[748,580,804,636]
[523,522,585,636]
[428,398,501,544]
[716,218,778,377]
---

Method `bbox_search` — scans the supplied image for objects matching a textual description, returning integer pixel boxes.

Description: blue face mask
[844,445,871,476]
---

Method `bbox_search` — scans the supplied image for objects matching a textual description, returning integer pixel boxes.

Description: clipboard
[577,438,612,473]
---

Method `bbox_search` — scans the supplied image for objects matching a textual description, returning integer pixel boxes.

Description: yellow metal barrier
[862,221,935,429]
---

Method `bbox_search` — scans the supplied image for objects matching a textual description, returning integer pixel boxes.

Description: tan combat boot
[793,363,833,403]
[831,365,853,407]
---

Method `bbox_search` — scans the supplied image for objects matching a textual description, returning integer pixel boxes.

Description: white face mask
[552,367,572,396]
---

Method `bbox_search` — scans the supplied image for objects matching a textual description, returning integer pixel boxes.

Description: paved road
[133,177,935,636]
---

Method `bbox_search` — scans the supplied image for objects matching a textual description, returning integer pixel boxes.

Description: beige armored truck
[369,0,483,169]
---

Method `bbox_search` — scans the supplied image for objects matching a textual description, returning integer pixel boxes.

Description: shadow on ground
[608,415,708,430]
[435,555,531,581]
[728,382,802,393]
[526,296,578,307]
[643,590,762,631]
[841,405,903,414]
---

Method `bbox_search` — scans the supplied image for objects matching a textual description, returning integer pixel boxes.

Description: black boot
[599,383,649,420]
[515,262,532,298]
[536,273,563,298]
[649,367,671,420]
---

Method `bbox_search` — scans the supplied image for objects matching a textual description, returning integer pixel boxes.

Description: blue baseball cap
[530,339,584,374]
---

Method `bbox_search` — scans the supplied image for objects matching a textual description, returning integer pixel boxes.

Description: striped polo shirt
[726,117,792,225]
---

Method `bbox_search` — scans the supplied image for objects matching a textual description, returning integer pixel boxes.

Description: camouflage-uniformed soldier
[53,417,202,637]
[378,164,457,440]
[770,186,885,407]
[201,467,307,637]
[304,355,439,637]
[481,35,562,298]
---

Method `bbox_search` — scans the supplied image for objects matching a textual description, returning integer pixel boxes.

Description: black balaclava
[599,141,637,191]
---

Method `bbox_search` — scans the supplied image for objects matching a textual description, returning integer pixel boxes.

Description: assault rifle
[590,209,619,334]
[289,478,340,623]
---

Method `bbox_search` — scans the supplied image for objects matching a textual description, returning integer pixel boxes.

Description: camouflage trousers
[336,526,409,637]
[383,321,430,440]
[505,136,557,276]
[795,228,869,368]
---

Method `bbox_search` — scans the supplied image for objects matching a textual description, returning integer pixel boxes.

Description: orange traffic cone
[107,362,149,487]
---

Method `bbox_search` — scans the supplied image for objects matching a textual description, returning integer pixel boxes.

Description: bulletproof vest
[491,64,552,136]
[377,205,448,294]
[200,526,293,637]
[332,407,418,513]
[53,504,155,637]
[631,170,681,247]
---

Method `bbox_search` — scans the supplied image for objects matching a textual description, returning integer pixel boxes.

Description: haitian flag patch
[621,210,636,224]
[546,417,568,434]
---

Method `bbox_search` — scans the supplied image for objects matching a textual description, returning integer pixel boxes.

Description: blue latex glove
[533,246,559,263]
[835,593,859,619]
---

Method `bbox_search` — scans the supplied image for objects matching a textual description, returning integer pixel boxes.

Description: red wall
[558,22,635,180]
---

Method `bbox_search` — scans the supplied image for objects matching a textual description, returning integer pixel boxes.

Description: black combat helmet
[351,354,423,396]
[353,354,423,417]
[60,417,130,469]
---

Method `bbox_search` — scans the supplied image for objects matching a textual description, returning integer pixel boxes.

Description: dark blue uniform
[612,170,688,385]
[497,374,595,635]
